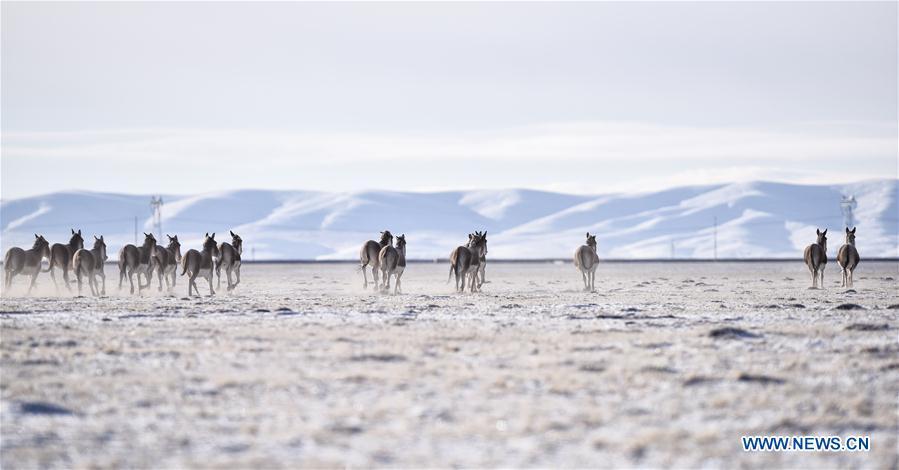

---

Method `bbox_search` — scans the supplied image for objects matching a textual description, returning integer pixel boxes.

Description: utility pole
[150,196,164,240]
[713,216,718,261]
[840,195,857,230]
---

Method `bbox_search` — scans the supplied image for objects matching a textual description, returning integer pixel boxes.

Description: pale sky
[2,2,897,199]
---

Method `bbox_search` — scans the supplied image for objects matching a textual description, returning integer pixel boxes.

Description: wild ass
[181,233,220,296]
[574,232,600,292]
[152,235,182,292]
[448,232,486,293]
[47,229,84,293]
[118,233,157,294]
[475,231,488,289]
[378,234,406,294]
[72,236,108,296]
[216,231,242,291]
[803,228,828,288]
[3,234,51,295]
[359,231,393,290]
[837,227,860,288]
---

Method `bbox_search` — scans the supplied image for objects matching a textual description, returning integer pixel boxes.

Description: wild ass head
[474,230,488,255]
[468,232,487,257]
[845,227,856,246]
[93,235,108,262]
[379,230,394,247]
[142,232,158,251]
[230,230,243,255]
[68,228,85,251]
[32,234,50,258]
[395,234,406,254]
[585,232,597,251]
[815,228,828,252]
[203,233,220,258]
[167,235,182,262]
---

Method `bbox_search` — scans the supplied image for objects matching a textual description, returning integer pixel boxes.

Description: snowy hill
[2,180,896,260]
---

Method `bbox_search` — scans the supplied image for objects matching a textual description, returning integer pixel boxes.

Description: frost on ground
[1,262,897,468]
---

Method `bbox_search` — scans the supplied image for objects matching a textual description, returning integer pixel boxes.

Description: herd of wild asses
[2,225,863,296]
[3,230,243,296]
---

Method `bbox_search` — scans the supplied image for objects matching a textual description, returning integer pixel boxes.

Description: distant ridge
[2,180,896,260]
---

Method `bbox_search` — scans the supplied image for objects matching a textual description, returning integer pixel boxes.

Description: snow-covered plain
[1,261,897,467]
[2,180,896,260]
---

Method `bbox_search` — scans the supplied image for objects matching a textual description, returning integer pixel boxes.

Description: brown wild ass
[3,234,51,295]
[72,236,107,296]
[118,233,157,294]
[152,235,182,292]
[837,227,860,288]
[803,228,828,288]
[181,233,220,296]
[475,231,488,289]
[359,231,393,290]
[216,231,242,291]
[378,234,406,294]
[448,232,486,293]
[47,229,84,293]
[574,232,600,292]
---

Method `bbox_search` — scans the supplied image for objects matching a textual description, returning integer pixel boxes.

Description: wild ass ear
[77,229,81,236]
[230,230,235,237]
[816,229,821,235]
[95,235,99,241]
[822,229,827,236]
[850,227,856,234]
[35,233,39,239]
[71,228,75,234]
[211,232,215,239]
[100,235,104,241]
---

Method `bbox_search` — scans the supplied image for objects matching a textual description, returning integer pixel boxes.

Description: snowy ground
[1,261,897,468]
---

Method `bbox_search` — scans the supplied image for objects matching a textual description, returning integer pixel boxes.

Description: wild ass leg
[98,270,106,296]
[226,266,234,291]
[75,267,84,295]
[89,272,99,296]
[234,265,241,289]
[49,265,60,293]
[395,272,402,295]
[216,259,222,289]
[207,271,216,296]
[580,269,588,291]
[361,263,369,289]
[187,271,198,296]
[27,271,39,295]
[127,268,136,294]
[371,266,380,292]
[819,265,825,289]
[62,264,73,293]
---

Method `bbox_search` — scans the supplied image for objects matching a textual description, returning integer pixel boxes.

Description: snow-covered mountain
[2,180,896,260]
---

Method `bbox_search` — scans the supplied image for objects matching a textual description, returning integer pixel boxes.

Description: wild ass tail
[180,256,188,276]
